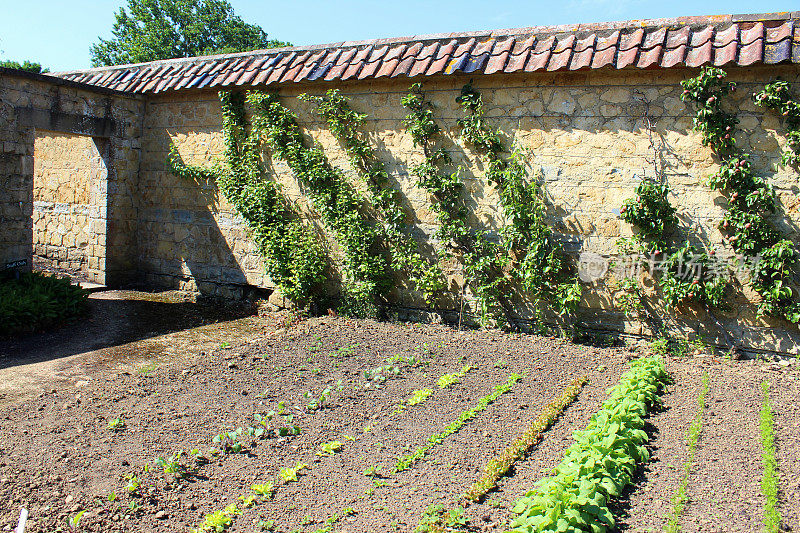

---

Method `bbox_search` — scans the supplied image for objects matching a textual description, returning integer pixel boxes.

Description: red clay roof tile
[714,41,738,66]
[525,35,554,71]
[391,43,422,77]
[485,37,514,74]
[376,44,408,78]
[280,51,312,83]
[324,48,357,81]
[56,13,799,93]
[686,38,713,67]
[408,43,439,77]
[570,35,596,70]
[342,47,372,80]
[504,35,534,72]
[666,26,690,49]
[691,26,714,46]
[637,45,662,68]
[620,28,645,50]
[296,50,327,81]
[714,25,739,48]
[426,39,457,75]
[661,42,686,68]
[617,44,639,68]
[547,35,575,71]
[266,52,297,84]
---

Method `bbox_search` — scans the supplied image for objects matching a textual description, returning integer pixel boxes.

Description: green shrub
[0,272,88,336]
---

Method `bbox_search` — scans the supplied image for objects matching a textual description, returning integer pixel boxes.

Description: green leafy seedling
[317,440,343,456]
[107,417,126,431]
[251,482,274,498]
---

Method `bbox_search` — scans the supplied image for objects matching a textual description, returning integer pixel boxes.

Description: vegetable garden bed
[0,315,797,532]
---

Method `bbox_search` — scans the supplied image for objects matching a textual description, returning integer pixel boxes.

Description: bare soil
[0,294,798,533]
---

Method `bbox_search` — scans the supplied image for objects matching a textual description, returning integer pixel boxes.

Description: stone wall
[0,68,144,284]
[140,65,800,355]
[4,63,800,354]
[32,132,104,273]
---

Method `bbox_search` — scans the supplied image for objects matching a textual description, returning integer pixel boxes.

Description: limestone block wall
[0,69,144,284]
[140,65,800,354]
[32,132,103,273]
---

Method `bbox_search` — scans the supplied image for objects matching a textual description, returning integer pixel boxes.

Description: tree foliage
[90,0,289,67]
[0,60,48,73]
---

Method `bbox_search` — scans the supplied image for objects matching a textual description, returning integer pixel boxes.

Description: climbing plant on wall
[251,91,391,318]
[615,94,728,314]
[682,67,800,323]
[401,82,512,328]
[754,79,800,167]
[167,90,326,307]
[456,84,582,323]
[299,89,446,303]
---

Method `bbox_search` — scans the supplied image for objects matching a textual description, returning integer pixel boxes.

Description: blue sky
[0,0,795,72]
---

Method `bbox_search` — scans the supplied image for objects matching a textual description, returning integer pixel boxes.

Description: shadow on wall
[0,291,255,369]
[138,128,254,299]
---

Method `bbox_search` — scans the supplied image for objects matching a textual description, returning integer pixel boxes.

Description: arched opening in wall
[31,130,108,284]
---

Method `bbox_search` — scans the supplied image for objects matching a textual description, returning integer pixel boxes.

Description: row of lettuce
[507,357,669,533]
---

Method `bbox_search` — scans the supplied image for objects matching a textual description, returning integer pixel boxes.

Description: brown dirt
[0,301,798,533]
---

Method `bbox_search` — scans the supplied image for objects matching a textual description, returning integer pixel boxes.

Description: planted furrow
[663,371,710,533]
[392,373,523,473]
[509,357,669,533]
[760,381,781,533]
[464,376,587,502]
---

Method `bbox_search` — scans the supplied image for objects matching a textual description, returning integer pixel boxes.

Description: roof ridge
[53,12,800,92]
[56,12,799,76]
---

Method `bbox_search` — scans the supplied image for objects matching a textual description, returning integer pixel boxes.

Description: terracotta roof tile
[620,28,645,50]
[617,29,644,68]
[570,35,596,70]
[485,37,514,74]
[741,21,765,45]
[324,48,357,80]
[342,47,372,80]
[427,39,458,75]
[56,13,800,93]
[691,26,714,47]
[547,34,575,71]
[714,40,738,66]
[591,31,619,68]
[793,26,800,63]
[191,59,229,89]
[376,44,408,78]
[408,42,438,77]
[739,23,765,65]
[526,35,555,71]
[505,35,534,72]
[209,59,239,87]
[686,36,713,67]
[263,52,294,85]
[280,51,312,83]
[763,21,794,63]
[220,58,251,86]
[296,50,327,81]
[392,42,422,77]
[444,38,476,74]
[235,57,266,85]
[711,26,739,65]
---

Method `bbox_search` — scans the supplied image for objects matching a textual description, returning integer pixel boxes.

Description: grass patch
[760,381,781,533]
[664,371,710,533]
[0,271,88,336]
[464,376,587,502]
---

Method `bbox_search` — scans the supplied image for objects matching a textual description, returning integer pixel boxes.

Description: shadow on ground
[0,290,255,369]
